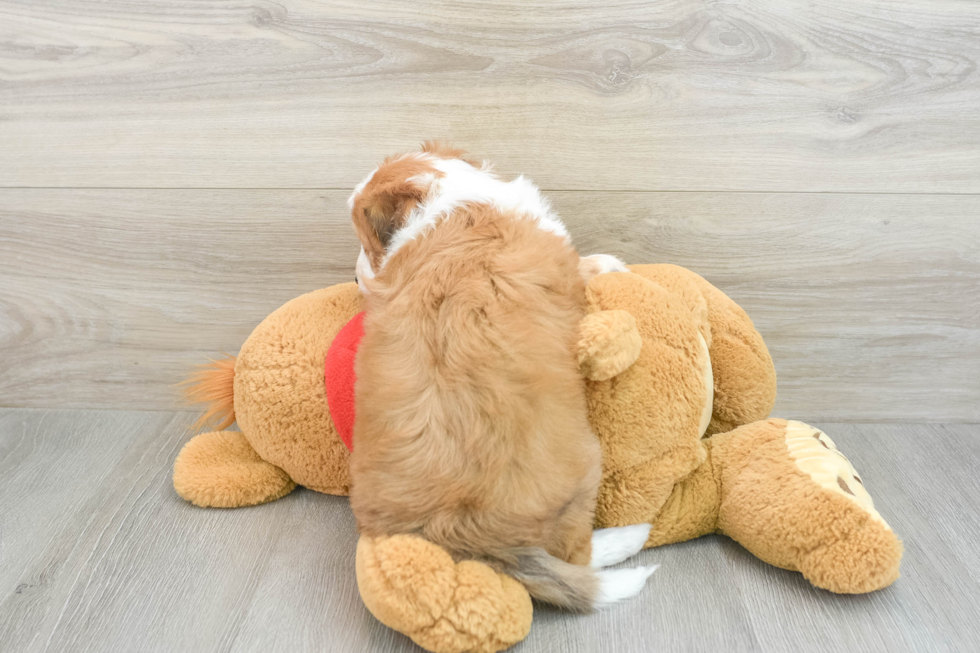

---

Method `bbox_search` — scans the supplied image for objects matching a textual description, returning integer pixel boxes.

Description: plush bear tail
[181,355,237,431]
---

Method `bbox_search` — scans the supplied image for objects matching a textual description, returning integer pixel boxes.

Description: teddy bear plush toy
[174,264,903,653]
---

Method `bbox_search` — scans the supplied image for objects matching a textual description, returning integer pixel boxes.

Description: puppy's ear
[351,179,424,269]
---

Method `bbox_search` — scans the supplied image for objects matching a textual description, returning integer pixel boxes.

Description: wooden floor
[1,409,978,653]
[3,1,979,651]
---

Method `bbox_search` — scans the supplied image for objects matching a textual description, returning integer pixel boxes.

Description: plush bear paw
[173,430,296,507]
[782,421,904,593]
[356,535,533,653]
[714,419,903,594]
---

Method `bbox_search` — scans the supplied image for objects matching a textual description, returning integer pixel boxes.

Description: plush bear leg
[707,419,903,593]
[645,444,721,548]
[173,430,296,508]
[356,535,533,653]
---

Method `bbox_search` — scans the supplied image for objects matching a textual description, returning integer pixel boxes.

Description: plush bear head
[575,264,776,532]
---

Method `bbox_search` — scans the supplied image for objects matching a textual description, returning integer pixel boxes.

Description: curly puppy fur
[348,144,631,610]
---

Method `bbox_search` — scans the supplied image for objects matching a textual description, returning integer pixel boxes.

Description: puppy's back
[351,203,600,564]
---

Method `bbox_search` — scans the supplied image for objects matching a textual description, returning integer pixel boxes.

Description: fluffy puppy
[348,142,654,611]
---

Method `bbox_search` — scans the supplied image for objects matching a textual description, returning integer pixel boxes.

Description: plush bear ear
[577,310,642,381]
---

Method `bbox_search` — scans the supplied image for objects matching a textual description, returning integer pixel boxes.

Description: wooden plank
[2,410,979,652]
[555,191,980,423]
[0,409,387,653]
[1,0,978,191]
[522,536,760,653]
[730,422,980,653]
[0,409,178,606]
[2,189,976,421]
[227,490,415,653]
[0,409,199,651]
[0,189,360,413]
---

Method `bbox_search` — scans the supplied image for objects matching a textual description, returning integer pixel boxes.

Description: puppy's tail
[479,547,656,612]
[180,354,237,431]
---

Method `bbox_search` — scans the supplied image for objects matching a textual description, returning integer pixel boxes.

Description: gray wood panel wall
[1,0,978,421]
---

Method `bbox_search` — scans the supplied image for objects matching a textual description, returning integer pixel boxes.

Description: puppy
[348,142,654,610]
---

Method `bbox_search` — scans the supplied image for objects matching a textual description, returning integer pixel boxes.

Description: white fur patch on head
[347,166,378,210]
[356,247,375,295]
[382,156,570,265]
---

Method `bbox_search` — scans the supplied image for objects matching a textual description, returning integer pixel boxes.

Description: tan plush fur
[235,283,361,495]
[349,151,603,607]
[174,263,902,653]
[577,310,642,381]
[356,535,532,653]
[709,419,903,593]
[173,430,295,507]
[177,283,361,503]
[583,269,713,530]
[629,265,777,435]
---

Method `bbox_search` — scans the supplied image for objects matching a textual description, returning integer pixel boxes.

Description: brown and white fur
[348,143,655,611]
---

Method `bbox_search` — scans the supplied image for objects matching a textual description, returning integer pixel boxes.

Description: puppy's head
[349,142,480,293]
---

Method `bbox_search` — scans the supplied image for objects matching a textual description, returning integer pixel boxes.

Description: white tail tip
[595,565,659,608]
[591,523,653,568]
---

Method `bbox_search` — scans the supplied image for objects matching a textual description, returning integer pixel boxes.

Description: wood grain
[2,409,979,652]
[730,423,980,653]
[0,189,359,413]
[0,409,376,652]
[1,189,976,421]
[556,191,980,423]
[1,0,978,191]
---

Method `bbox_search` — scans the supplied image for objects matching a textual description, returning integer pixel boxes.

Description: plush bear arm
[577,310,643,381]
